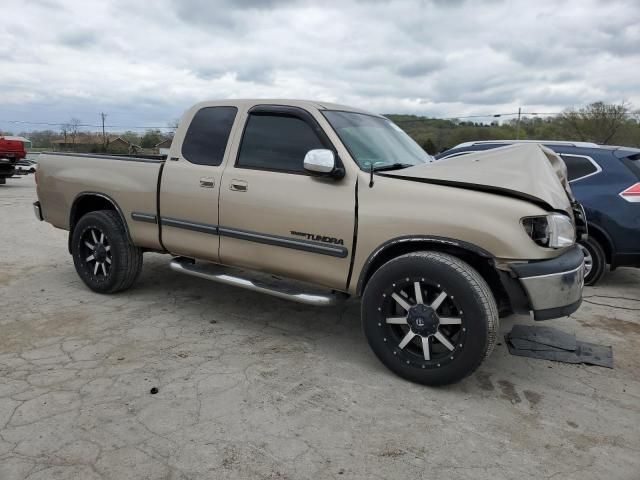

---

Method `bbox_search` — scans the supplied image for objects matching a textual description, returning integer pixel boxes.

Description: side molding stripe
[218,226,348,258]
[160,217,219,235]
[152,216,348,258]
[131,212,158,224]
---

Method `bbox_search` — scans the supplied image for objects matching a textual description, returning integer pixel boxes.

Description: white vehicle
[14,159,37,175]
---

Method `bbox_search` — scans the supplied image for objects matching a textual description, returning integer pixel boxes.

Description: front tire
[71,210,143,293]
[579,237,606,286]
[362,252,498,386]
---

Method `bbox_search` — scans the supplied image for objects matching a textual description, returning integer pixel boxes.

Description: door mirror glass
[304,149,335,174]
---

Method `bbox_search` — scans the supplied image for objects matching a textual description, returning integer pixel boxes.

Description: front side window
[237,114,324,173]
[560,154,600,182]
[182,106,237,166]
[323,111,433,170]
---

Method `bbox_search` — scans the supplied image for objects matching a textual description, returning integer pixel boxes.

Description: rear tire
[71,210,143,293]
[579,237,606,286]
[362,251,498,386]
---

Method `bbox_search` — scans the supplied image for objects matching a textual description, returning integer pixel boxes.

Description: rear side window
[560,154,600,182]
[182,106,237,166]
[237,114,324,173]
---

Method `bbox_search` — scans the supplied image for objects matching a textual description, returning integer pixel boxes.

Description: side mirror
[303,149,344,178]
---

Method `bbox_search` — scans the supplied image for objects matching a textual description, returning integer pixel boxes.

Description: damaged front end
[379,144,588,321]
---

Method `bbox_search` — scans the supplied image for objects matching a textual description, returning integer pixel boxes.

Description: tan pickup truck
[34,99,586,385]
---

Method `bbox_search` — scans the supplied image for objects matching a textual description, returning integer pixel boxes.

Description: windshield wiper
[371,162,414,172]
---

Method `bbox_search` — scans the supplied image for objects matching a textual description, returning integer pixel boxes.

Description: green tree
[121,131,142,146]
[559,102,631,144]
[140,129,164,148]
[421,138,437,154]
[388,101,640,150]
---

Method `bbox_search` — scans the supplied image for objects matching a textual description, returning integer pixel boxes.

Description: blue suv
[436,141,640,285]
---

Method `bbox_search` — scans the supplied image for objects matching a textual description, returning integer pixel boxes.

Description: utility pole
[100,112,107,151]
[516,107,522,140]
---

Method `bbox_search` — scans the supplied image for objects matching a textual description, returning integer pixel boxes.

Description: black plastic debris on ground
[505,325,613,368]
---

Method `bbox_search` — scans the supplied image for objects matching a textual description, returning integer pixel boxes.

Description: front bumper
[503,245,585,321]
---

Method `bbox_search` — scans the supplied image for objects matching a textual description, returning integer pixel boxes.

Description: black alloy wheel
[72,210,143,293]
[378,276,467,369]
[79,226,113,279]
[362,252,498,386]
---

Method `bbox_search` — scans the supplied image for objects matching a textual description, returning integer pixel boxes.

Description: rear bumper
[33,201,43,221]
[503,245,585,321]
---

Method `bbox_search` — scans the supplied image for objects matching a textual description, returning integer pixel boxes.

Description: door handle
[200,177,215,188]
[230,179,248,192]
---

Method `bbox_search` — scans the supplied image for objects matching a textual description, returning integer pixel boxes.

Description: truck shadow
[129,255,562,394]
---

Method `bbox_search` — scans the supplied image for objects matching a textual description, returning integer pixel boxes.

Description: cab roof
[191,99,380,117]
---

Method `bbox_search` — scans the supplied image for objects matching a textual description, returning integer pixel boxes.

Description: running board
[169,257,347,307]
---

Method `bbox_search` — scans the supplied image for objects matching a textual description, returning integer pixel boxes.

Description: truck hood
[379,144,574,212]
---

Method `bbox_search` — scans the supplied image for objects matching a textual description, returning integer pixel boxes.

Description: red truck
[0,137,27,184]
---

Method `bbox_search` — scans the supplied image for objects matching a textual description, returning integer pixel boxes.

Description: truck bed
[36,152,165,250]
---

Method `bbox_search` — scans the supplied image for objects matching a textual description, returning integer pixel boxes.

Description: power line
[0,119,174,129]
[392,110,639,125]
[391,112,535,124]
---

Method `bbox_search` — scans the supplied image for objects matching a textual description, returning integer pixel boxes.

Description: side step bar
[169,257,348,307]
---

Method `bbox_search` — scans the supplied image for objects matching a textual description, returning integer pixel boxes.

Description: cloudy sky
[1,0,639,132]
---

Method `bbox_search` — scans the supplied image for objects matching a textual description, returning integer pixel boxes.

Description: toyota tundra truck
[33,99,586,385]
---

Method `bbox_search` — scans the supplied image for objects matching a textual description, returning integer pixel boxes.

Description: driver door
[218,105,356,290]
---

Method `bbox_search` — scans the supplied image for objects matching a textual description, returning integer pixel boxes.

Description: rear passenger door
[218,105,357,290]
[159,105,239,261]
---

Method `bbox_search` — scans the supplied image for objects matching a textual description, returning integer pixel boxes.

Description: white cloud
[1,0,639,131]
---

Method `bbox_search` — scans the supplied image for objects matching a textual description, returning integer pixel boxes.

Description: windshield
[323,111,433,170]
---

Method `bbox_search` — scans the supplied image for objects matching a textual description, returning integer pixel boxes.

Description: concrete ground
[1,176,639,480]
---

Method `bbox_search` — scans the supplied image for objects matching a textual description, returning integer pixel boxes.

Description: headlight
[522,213,575,248]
